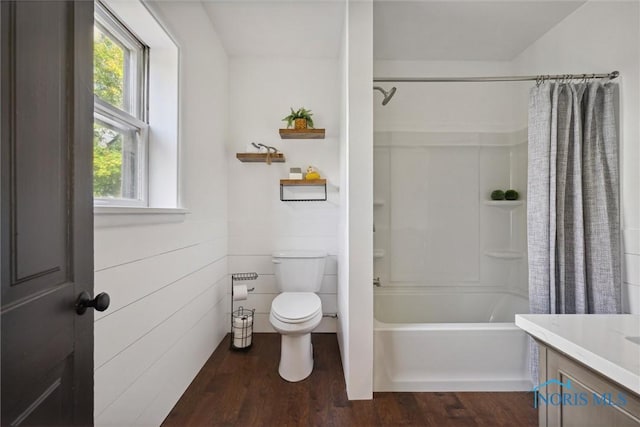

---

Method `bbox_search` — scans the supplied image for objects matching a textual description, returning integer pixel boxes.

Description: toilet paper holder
[231,306,255,351]
[230,272,257,351]
[231,272,258,284]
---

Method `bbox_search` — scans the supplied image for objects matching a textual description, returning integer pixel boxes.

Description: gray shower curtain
[527,81,621,382]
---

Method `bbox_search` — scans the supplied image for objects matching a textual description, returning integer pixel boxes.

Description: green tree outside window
[93,28,124,197]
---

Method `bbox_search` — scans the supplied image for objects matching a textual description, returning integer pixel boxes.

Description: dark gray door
[1,1,95,425]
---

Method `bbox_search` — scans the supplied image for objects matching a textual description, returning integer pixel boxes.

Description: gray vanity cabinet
[537,342,640,427]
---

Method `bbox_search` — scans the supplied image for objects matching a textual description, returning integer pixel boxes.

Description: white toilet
[269,250,326,382]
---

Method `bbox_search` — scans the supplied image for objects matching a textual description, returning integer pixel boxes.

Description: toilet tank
[272,251,327,292]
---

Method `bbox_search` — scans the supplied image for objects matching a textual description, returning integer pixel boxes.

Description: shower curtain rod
[373,70,619,83]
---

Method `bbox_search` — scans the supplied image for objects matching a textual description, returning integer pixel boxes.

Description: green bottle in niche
[505,190,519,200]
[491,190,505,200]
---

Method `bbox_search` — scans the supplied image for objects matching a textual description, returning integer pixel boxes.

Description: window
[93,1,149,206]
[92,0,179,216]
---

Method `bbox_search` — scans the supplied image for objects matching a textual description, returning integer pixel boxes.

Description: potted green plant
[282,107,314,129]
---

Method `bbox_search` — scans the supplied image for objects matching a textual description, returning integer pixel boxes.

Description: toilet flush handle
[272,259,281,264]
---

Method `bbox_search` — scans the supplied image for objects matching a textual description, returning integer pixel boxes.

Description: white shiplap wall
[93,2,230,426]
[94,230,228,425]
[228,57,341,332]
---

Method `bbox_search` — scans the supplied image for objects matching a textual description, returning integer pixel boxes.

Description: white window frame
[94,0,150,207]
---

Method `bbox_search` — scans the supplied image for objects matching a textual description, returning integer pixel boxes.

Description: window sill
[94,206,189,228]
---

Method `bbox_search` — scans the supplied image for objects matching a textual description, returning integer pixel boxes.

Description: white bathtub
[374,287,532,392]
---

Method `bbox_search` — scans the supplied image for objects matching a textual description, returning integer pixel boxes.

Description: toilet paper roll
[233,314,253,331]
[233,314,253,348]
[233,333,252,348]
[232,284,248,301]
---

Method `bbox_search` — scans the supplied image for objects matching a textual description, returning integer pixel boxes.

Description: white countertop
[515,314,640,395]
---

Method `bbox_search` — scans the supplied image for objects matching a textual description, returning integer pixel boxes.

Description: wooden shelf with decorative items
[280,107,324,139]
[279,179,327,202]
[236,153,285,163]
[279,129,325,139]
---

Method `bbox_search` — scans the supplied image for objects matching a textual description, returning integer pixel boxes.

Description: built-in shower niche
[373,130,527,294]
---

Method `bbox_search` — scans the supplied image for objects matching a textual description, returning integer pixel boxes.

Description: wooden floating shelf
[279,179,326,186]
[279,129,325,139]
[236,153,285,163]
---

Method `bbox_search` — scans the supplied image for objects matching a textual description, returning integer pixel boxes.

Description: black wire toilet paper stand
[230,272,257,350]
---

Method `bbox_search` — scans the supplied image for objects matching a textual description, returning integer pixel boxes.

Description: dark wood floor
[163,333,537,427]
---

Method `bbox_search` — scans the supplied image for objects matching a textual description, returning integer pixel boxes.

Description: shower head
[373,86,397,105]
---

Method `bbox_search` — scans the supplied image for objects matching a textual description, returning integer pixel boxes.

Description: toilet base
[278,333,313,382]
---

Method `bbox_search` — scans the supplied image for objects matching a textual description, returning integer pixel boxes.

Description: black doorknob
[75,291,110,315]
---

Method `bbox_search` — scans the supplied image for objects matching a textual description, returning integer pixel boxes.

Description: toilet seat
[271,292,322,324]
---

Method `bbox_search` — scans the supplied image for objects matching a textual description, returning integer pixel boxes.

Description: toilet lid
[271,292,322,323]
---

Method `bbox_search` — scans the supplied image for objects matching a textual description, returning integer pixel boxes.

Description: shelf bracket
[279,179,327,202]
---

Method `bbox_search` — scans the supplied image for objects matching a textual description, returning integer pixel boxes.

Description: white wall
[373,132,527,293]
[339,0,374,400]
[93,2,229,425]
[372,60,528,295]
[512,1,640,314]
[227,57,340,332]
[374,60,524,133]
[337,0,350,399]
